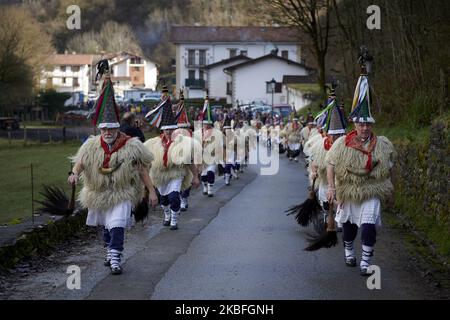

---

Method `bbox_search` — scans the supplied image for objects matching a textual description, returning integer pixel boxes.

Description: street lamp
[267,78,276,115]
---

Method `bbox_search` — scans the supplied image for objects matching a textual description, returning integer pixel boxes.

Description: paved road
[148,153,433,300]
[2,146,438,300]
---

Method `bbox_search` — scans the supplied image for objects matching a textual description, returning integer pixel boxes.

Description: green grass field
[0,130,158,225]
[0,140,81,225]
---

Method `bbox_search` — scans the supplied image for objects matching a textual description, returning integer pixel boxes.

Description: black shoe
[110,265,122,275]
[180,207,187,212]
[360,266,373,276]
[104,259,111,267]
[208,193,214,197]
[170,225,178,230]
[345,257,357,267]
[163,220,170,226]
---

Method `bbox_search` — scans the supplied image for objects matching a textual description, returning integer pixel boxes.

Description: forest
[0,0,449,129]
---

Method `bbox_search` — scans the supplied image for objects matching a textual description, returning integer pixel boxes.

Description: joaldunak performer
[310,92,347,225]
[68,60,158,275]
[221,115,238,186]
[144,86,200,230]
[287,118,302,162]
[198,93,222,197]
[325,63,396,276]
[173,90,194,211]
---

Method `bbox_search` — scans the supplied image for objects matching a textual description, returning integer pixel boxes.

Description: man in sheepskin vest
[287,117,302,162]
[198,93,222,197]
[310,93,347,230]
[325,64,396,276]
[144,86,200,230]
[68,61,158,275]
[173,90,195,212]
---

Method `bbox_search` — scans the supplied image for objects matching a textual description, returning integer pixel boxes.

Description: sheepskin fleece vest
[310,136,328,186]
[301,126,318,143]
[144,135,198,191]
[288,130,302,144]
[325,135,396,204]
[73,136,153,211]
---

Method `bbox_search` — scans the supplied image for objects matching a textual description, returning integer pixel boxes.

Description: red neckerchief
[160,133,174,167]
[324,135,333,151]
[100,132,131,168]
[344,130,378,171]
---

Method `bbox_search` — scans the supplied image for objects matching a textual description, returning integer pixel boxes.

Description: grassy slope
[0,129,159,225]
[0,141,81,224]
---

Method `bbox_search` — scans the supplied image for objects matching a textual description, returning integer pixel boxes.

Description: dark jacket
[120,123,145,142]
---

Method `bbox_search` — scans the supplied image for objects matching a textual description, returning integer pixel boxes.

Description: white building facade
[41,52,158,104]
[170,26,304,99]
[224,54,313,108]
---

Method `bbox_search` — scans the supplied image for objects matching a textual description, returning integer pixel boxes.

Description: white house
[204,55,251,100]
[41,52,158,104]
[41,53,95,101]
[223,53,314,108]
[170,26,304,99]
[103,51,158,96]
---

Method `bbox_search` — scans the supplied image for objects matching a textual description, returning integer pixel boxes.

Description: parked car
[272,104,294,118]
[0,117,20,130]
[140,93,161,103]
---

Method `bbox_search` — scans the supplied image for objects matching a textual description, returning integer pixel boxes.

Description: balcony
[185,78,206,89]
[185,60,208,68]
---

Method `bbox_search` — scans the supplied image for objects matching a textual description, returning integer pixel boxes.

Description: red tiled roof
[45,54,95,66]
[170,26,301,43]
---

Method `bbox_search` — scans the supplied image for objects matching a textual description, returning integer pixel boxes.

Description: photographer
[120,112,145,142]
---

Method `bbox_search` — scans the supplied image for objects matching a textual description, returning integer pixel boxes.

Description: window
[130,57,142,64]
[188,50,195,65]
[199,69,204,80]
[72,66,80,72]
[60,65,66,72]
[240,50,248,56]
[199,50,206,65]
[266,82,282,93]
[188,70,195,79]
[229,48,237,58]
[62,77,66,84]
[281,50,289,59]
[73,77,79,87]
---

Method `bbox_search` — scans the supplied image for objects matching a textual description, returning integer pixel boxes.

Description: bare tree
[66,21,143,55]
[267,0,332,95]
[0,6,53,114]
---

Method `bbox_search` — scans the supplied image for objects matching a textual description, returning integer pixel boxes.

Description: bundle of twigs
[285,178,321,227]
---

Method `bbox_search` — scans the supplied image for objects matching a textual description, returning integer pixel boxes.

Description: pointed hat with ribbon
[92,60,120,129]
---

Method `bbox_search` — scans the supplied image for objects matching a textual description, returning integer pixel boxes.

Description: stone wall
[390,118,450,259]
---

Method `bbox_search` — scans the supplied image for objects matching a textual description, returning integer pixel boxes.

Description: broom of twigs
[34,183,77,217]
[133,187,150,223]
[285,178,321,227]
[304,204,338,251]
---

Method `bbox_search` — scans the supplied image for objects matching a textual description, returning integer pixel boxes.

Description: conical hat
[349,65,375,123]
[324,99,347,134]
[145,93,177,130]
[92,60,120,129]
[175,91,191,128]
